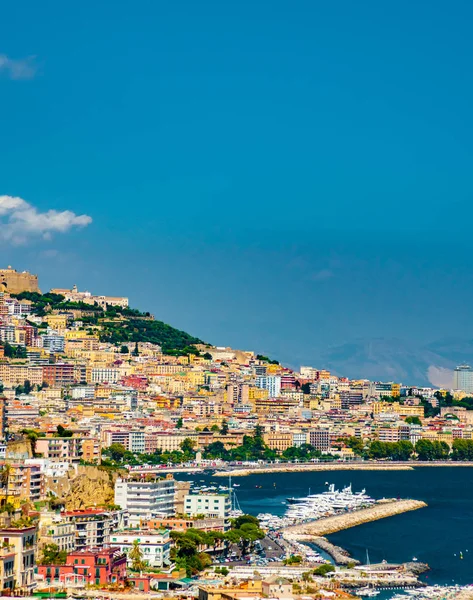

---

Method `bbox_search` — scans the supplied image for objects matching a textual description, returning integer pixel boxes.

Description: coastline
[214,464,414,476]
[214,461,473,477]
[282,498,427,538]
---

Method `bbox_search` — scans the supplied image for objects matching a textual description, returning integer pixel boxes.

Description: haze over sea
[179,468,473,587]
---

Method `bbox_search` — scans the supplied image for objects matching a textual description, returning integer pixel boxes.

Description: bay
[177,467,473,586]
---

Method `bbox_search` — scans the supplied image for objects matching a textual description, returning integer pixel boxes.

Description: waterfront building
[184,493,230,519]
[309,428,330,452]
[114,476,175,526]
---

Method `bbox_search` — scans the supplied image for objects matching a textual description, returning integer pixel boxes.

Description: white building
[110,529,171,568]
[42,333,65,353]
[255,375,281,398]
[71,385,95,400]
[453,365,473,393]
[90,368,121,384]
[184,493,230,519]
[114,477,175,526]
[292,432,308,447]
[129,431,145,454]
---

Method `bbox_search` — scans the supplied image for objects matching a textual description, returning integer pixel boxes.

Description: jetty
[282,498,427,538]
[309,536,360,565]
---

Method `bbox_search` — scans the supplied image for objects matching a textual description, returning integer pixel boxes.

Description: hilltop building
[50,284,128,308]
[0,267,40,294]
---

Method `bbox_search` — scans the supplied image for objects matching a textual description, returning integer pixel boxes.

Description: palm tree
[128,540,146,572]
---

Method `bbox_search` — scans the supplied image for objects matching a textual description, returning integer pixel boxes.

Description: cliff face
[46,466,122,510]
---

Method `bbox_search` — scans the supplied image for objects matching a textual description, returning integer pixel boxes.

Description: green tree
[105,443,127,462]
[132,342,140,356]
[120,345,129,354]
[129,539,146,571]
[345,436,365,456]
[220,419,229,435]
[56,425,73,438]
[180,438,196,457]
[313,564,335,576]
[415,439,435,461]
[176,418,183,429]
[40,543,67,566]
[405,416,422,426]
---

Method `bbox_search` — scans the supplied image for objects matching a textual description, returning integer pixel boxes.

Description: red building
[121,375,149,390]
[37,548,127,587]
[42,363,75,387]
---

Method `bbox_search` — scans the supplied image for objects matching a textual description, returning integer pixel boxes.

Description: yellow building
[263,433,293,452]
[45,314,68,330]
[248,386,269,401]
[372,401,424,418]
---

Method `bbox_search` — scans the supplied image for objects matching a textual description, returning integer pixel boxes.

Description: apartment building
[37,547,127,587]
[110,529,171,568]
[309,428,331,452]
[184,493,230,519]
[35,437,93,463]
[263,433,293,453]
[114,477,175,526]
[0,525,36,593]
[42,363,75,387]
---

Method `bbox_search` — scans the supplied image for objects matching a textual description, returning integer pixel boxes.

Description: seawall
[283,499,427,538]
[214,464,414,477]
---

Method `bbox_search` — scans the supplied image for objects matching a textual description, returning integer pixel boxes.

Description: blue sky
[1,0,473,372]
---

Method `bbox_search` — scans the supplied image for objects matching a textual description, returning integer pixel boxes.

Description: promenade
[214,460,473,477]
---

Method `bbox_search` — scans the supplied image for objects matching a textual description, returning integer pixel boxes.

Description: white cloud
[0,195,92,245]
[0,54,38,80]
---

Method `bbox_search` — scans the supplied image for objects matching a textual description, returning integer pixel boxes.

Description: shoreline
[282,498,427,538]
[214,461,473,477]
[214,464,414,476]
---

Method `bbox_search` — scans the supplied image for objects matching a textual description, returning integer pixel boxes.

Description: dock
[282,498,427,538]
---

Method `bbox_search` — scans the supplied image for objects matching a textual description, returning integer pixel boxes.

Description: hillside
[12,291,205,355]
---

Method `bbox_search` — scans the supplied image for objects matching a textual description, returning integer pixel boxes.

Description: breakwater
[214,464,414,477]
[283,499,427,538]
[309,536,359,565]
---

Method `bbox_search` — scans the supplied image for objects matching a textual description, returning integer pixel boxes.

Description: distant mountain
[313,337,473,387]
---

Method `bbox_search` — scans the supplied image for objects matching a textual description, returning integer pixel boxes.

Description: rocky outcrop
[46,466,123,510]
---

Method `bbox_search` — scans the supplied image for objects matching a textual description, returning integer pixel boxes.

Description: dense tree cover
[98,317,202,354]
[12,292,204,356]
[15,379,32,395]
[451,439,473,460]
[368,440,414,460]
[255,354,280,365]
[280,444,321,461]
[415,439,450,460]
[1,342,27,359]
